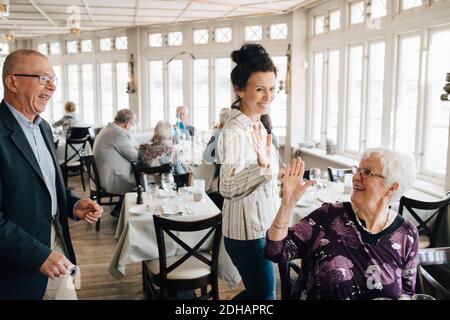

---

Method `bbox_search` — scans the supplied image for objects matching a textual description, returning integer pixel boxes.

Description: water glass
[147,183,159,202]
[161,173,174,198]
[309,168,321,192]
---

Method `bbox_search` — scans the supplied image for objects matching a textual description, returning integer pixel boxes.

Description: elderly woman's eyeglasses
[13,74,57,85]
[351,166,385,179]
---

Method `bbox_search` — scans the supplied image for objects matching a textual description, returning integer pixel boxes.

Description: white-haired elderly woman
[265,148,419,300]
[138,120,186,175]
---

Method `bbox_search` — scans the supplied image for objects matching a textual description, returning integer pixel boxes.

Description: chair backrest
[64,135,89,165]
[327,167,353,182]
[153,213,222,298]
[303,170,310,180]
[398,193,450,248]
[417,247,450,299]
[174,172,193,189]
[131,160,171,187]
[81,154,104,197]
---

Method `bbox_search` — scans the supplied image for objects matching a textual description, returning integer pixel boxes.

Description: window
[215,27,232,43]
[329,10,341,31]
[66,41,78,54]
[100,63,113,124]
[0,43,9,56]
[67,64,79,107]
[326,50,340,144]
[168,31,183,46]
[350,1,365,25]
[402,0,423,10]
[50,42,60,55]
[271,56,287,137]
[193,29,208,44]
[149,33,163,47]
[214,58,232,123]
[366,41,385,149]
[371,0,387,19]
[245,25,262,41]
[394,35,421,155]
[100,38,112,51]
[148,60,164,128]
[116,62,129,109]
[168,60,183,122]
[270,23,288,40]
[81,64,95,125]
[81,39,92,52]
[314,15,325,35]
[312,52,324,143]
[51,65,63,122]
[193,59,209,131]
[346,45,364,153]
[115,36,128,50]
[37,43,48,56]
[423,29,450,177]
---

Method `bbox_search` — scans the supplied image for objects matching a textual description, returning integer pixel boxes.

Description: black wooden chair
[327,167,353,183]
[417,247,450,299]
[69,126,95,149]
[131,161,172,188]
[81,154,124,231]
[61,135,89,191]
[143,213,222,300]
[398,193,450,248]
[278,259,302,300]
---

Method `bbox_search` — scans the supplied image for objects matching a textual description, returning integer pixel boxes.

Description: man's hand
[281,157,315,208]
[74,198,103,223]
[39,251,73,279]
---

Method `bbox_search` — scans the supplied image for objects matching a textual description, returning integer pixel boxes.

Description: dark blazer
[0,100,79,299]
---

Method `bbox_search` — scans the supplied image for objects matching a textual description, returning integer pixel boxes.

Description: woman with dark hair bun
[217,43,280,300]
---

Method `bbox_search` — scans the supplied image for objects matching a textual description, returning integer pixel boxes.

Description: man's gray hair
[114,108,136,124]
[176,105,189,114]
[361,147,416,203]
[2,49,47,83]
[153,120,173,142]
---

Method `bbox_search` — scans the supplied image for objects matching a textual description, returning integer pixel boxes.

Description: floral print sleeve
[265,206,328,263]
[400,224,419,297]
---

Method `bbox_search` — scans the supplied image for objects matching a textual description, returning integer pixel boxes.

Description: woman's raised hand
[251,122,271,168]
[281,157,314,207]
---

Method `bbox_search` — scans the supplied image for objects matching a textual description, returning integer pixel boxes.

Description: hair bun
[231,44,268,65]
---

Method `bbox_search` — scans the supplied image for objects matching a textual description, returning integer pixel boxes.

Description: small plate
[129,205,150,215]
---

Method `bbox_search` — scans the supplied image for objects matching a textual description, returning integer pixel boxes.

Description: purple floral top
[265,202,419,300]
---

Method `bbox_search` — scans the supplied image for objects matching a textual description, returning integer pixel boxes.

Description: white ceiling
[0,0,321,39]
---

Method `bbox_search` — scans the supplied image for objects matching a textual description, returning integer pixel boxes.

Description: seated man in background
[173,105,197,143]
[93,109,138,204]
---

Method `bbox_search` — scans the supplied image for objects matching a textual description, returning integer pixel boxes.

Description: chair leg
[95,218,100,232]
[80,167,86,191]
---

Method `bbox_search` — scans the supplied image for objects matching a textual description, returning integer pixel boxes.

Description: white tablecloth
[109,191,241,288]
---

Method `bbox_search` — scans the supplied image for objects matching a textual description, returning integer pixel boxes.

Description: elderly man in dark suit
[0,49,103,300]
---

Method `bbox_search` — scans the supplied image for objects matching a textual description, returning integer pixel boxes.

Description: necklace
[353,205,391,234]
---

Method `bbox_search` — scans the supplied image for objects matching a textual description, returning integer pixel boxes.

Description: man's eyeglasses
[351,166,385,179]
[13,74,57,85]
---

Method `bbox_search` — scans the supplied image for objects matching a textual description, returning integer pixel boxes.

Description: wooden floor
[67,175,282,300]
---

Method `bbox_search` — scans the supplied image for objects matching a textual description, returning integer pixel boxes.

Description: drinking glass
[309,168,321,192]
[147,183,159,202]
[161,173,174,198]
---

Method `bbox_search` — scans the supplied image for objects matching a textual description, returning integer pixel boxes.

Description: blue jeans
[224,237,276,300]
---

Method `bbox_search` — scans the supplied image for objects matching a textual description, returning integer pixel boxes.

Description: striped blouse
[218,108,280,240]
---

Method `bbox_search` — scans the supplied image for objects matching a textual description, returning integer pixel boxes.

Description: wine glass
[161,173,174,198]
[309,168,321,192]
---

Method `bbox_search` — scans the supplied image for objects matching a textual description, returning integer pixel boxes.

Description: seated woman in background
[52,101,81,136]
[265,148,419,300]
[138,120,186,176]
